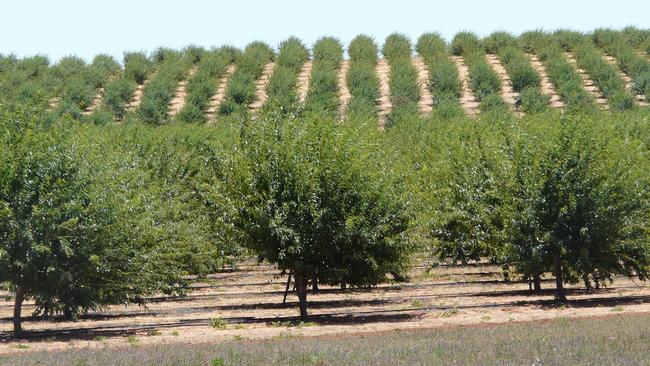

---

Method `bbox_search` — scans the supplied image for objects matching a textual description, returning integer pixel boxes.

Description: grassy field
[2,314,649,365]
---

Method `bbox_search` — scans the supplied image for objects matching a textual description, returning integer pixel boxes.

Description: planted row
[416,33,463,118]
[451,32,507,113]
[555,30,635,111]
[138,48,195,125]
[593,28,650,101]
[483,32,549,114]
[346,35,380,119]
[177,47,239,123]
[383,33,420,126]
[303,37,343,118]
[219,42,274,117]
[521,31,595,113]
[263,37,309,113]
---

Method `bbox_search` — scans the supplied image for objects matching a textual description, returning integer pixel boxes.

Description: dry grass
[3,314,650,365]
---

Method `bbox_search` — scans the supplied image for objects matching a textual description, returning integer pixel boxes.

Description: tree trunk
[311,274,319,294]
[282,272,292,304]
[554,254,566,301]
[502,266,510,283]
[533,273,542,292]
[13,286,24,337]
[295,274,309,320]
[340,283,346,290]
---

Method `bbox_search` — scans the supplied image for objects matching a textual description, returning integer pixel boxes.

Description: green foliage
[468,61,501,101]
[0,112,179,334]
[519,87,549,114]
[417,33,463,114]
[123,51,152,84]
[348,34,379,64]
[220,41,274,117]
[304,37,343,118]
[264,37,309,114]
[482,32,517,54]
[382,33,412,61]
[346,35,380,119]
[451,32,481,56]
[224,113,412,317]
[103,78,136,120]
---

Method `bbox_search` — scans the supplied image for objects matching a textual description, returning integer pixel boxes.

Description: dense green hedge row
[555,31,635,111]
[98,52,154,121]
[346,35,380,119]
[137,49,194,125]
[482,32,549,114]
[304,37,343,118]
[452,32,507,113]
[220,42,275,117]
[383,33,420,126]
[521,31,596,113]
[416,33,463,118]
[177,47,239,123]
[263,37,309,113]
[593,29,650,102]
[0,55,51,109]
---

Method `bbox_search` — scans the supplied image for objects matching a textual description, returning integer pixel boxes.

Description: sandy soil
[528,54,565,109]
[206,64,236,123]
[451,56,480,116]
[563,52,609,108]
[376,59,392,128]
[2,260,649,355]
[126,75,153,113]
[485,54,521,115]
[248,62,276,115]
[602,54,648,106]
[168,67,197,117]
[337,60,351,118]
[83,88,105,115]
[296,61,313,104]
[411,57,433,115]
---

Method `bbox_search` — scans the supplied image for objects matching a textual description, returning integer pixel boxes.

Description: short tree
[226,113,412,319]
[0,112,164,336]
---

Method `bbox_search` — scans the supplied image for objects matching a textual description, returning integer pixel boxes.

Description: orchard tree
[226,113,412,319]
[507,119,650,300]
[0,112,169,336]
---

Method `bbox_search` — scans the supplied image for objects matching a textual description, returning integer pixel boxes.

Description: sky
[2,0,648,63]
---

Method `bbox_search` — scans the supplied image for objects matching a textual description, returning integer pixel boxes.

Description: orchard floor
[1,259,650,356]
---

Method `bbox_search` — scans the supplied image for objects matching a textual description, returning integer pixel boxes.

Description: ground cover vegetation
[345,35,381,119]
[262,37,309,114]
[1,28,650,341]
[303,37,343,118]
[382,33,420,126]
[416,33,464,118]
[451,31,508,113]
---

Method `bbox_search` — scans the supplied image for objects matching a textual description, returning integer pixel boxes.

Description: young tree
[225,113,412,319]
[0,111,170,336]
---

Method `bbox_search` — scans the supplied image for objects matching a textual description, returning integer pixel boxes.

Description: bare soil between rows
[1,260,649,355]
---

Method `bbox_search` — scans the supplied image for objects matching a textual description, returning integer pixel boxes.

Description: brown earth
[376,59,392,128]
[2,260,649,355]
[337,60,351,118]
[528,54,565,109]
[411,57,434,115]
[248,62,276,115]
[296,60,313,104]
[451,56,480,116]
[168,67,197,117]
[206,64,236,123]
[602,54,648,106]
[486,54,521,115]
[563,52,609,109]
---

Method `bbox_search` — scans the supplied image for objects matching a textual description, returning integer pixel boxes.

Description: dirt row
[296,61,313,103]
[563,52,609,109]
[205,64,237,122]
[2,259,649,355]
[451,56,480,116]
[337,60,351,118]
[528,54,565,109]
[248,62,276,116]
[602,54,648,106]
[485,54,520,115]
[411,57,434,115]
[376,59,392,128]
